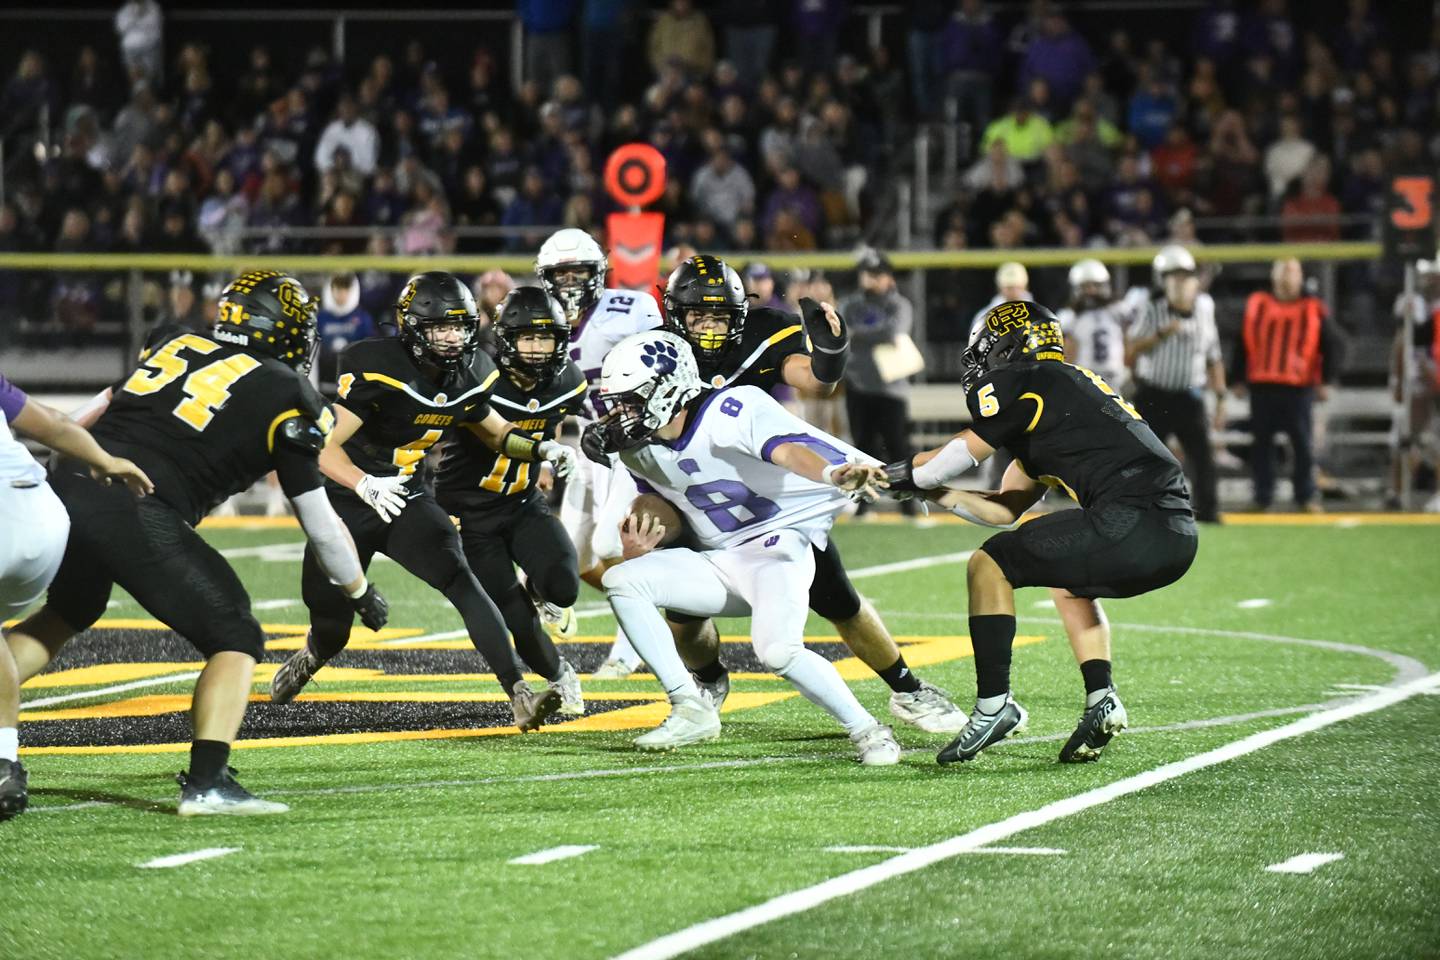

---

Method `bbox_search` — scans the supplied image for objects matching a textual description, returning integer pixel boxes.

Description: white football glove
[356,472,410,523]
[538,440,576,481]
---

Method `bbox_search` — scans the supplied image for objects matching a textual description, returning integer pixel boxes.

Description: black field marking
[24,697,649,748]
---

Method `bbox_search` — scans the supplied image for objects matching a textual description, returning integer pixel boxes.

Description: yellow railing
[0,241,1384,275]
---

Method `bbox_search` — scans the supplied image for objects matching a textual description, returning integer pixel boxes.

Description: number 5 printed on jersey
[123,334,262,430]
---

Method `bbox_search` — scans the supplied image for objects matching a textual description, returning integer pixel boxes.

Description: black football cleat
[0,759,28,821]
[177,767,289,817]
[270,641,326,704]
[1059,688,1128,763]
[937,697,1028,765]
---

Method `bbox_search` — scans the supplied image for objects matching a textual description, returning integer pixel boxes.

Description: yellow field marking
[198,515,301,529]
[19,663,206,689]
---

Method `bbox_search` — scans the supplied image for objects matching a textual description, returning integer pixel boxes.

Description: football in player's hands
[351,583,389,630]
[800,297,846,350]
[620,494,680,559]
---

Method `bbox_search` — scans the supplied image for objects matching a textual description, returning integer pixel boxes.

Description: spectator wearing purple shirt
[792,0,846,75]
[762,164,823,241]
[943,0,1003,143]
[1020,13,1095,113]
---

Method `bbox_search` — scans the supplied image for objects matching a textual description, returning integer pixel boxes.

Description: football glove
[356,473,409,523]
[881,458,920,494]
[350,582,390,630]
[580,422,611,466]
[538,440,576,480]
[800,297,847,352]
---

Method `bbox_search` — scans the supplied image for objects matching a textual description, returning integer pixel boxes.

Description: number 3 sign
[1385,173,1437,262]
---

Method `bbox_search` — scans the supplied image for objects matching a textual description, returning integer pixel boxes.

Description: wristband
[809,343,848,383]
[347,579,369,599]
[501,429,541,461]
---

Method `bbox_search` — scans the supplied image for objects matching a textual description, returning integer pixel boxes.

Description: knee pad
[755,636,802,674]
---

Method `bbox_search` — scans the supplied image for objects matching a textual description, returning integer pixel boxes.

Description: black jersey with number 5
[701,306,810,392]
[91,328,334,525]
[436,360,587,509]
[966,360,1190,510]
[333,338,498,487]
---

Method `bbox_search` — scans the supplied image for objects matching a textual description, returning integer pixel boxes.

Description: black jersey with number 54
[91,328,335,525]
[333,338,499,488]
[966,360,1190,511]
[436,360,587,509]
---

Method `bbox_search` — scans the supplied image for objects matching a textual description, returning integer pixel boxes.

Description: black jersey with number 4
[702,306,810,391]
[91,328,334,525]
[334,338,498,486]
[436,360,587,508]
[966,360,1190,511]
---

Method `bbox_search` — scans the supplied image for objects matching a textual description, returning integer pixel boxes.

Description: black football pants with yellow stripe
[300,484,525,694]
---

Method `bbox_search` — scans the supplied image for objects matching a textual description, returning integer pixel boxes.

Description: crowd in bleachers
[0,0,1434,344]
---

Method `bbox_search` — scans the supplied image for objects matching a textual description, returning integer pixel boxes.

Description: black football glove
[800,297,847,352]
[881,458,919,494]
[350,583,389,631]
[580,421,611,466]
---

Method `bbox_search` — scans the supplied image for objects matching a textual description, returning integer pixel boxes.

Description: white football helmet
[596,330,704,451]
[536,228,608,321]
[1152,244,1197,276]
[1067,258,1112,308]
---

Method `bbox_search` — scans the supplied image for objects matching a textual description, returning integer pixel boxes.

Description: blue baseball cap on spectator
[745,261,772,280]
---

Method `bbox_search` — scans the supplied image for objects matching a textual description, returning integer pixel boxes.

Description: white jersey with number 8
[619,385,872,551]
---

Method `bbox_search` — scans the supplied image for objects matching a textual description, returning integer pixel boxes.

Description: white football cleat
[851,723,902,766]
[633,694,720,751]
[551,659,585,716]
[591,657,643,680]
[889,681,968,733]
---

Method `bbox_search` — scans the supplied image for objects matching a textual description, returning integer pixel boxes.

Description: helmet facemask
[500,326,567,385]
[401,312,477,371]
[540,263,604,322]
[674,304,747,374]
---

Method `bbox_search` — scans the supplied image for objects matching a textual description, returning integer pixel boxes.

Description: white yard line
[23,672,201,709]
[508,844,598,866]
[1236,598,1273,609]
[252,599,300,611]
[608,671,1440,960]
[1266,852,1344,874]
[138,847,241,869]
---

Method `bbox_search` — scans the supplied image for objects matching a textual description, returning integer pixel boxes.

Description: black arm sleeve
[274,443,325,499]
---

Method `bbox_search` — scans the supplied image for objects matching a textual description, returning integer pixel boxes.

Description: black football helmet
[664,255,748,374]
[960,300,1065,394]
[496,286,571,384]
[395,271,480,371]
[213,270,319,373]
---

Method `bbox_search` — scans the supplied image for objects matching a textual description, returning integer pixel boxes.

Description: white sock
[607,596,698,700]
[777,649,874,735]
[976,693,1009,714]
[605,626,642,667]
[0,727,18,763]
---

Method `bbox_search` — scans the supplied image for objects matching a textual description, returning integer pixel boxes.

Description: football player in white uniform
[536,228,665,677]
[1057,259,1133,393]
[587,330,902,764]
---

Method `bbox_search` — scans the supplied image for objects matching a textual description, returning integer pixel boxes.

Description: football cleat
[693,668,731,712]
[176,768,289,817]
[0,759,29,821]
[633,694,720,751]
[1059,687,1128,763]
[510,681,562,732]
[538,602,577,642]
[936,696,1029,765]
[851,724,902,766]
[269,642,326,704]
[591,657,643,680]
[551,659,585,716]
[889,681,968,733]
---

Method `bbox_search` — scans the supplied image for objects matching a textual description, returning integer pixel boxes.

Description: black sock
[693,659,728,684]
[968,614,1016,700]
[1079,658,1112,694]
[877,654,922,693]
[189,739,230,785]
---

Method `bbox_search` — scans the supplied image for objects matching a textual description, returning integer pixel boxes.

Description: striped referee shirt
[1130,292,1221,391]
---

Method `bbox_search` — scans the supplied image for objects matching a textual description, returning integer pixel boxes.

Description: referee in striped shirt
[1124,245,1225,522]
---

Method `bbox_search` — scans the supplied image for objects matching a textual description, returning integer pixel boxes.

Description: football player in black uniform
[4,271,387,815]
[270,272,577,732]
[650,255,966,734]
[883,301,1198,765]
[437,286,587,716]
